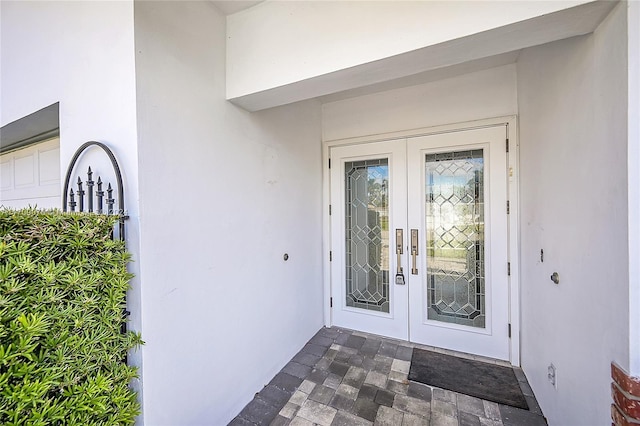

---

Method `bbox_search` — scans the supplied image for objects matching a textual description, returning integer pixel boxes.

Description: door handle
[396,229,403,272]
[395,229,405,285]
[411,229,419,275]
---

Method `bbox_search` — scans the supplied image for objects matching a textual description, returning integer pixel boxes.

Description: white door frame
[322,115,521,365]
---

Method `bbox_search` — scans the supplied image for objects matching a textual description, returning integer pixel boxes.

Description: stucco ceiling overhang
[227,1,618,111]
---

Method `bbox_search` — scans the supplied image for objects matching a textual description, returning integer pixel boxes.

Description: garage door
[0,138,61,209]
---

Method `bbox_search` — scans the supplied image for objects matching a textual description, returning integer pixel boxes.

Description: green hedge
[0,209,142,425]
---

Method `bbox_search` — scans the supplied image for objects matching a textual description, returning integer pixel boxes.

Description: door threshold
[332,325,513,367]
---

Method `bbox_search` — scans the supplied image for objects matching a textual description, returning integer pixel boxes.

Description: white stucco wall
[322,64,518,141]
[517,4,628,425]
[0,0,144,395]
[133,1,324,424]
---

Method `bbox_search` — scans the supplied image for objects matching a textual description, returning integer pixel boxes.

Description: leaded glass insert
[425,150,485,328]
[345,159,390,313]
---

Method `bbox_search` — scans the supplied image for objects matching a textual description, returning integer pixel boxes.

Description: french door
[329,126,511,360]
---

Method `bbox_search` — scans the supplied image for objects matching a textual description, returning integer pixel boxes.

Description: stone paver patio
[230,327,546,426]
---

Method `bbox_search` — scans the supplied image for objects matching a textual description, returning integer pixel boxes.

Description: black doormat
[408,348,529,410]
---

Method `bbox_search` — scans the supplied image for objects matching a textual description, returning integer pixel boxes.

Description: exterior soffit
[228,1,617,111]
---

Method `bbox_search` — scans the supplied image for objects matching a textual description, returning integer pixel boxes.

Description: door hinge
[329,251,332,261]
[507,262,511,276]
[508,323,512,338]
[329,205,332,215]
[328,158,331,169]
[506,138,509,153]
[330,297,333,308]
[507,200,510,214]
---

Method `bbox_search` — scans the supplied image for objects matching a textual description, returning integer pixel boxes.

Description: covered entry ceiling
[226,1,617,111]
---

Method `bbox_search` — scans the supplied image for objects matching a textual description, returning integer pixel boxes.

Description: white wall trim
[324,116,515,147]
[322,140,332,327]
[507,118,521,367]
[628,0,640,377]
[322,115,521,365]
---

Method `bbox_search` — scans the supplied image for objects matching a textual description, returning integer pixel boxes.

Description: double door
[329,126,511,360]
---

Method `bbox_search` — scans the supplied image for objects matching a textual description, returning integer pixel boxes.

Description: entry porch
[232,327,545,426]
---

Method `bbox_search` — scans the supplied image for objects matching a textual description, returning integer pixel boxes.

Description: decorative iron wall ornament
[62,141,129,339]
[62,141,127,241]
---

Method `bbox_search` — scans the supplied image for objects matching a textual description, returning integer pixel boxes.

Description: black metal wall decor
[63,141,130,340]
[62,141,127,240]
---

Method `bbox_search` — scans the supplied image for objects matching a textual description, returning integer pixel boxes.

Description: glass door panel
[345,159,390,313]
[425,150,486,328]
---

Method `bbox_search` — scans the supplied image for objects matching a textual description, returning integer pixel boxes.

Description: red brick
[613,363,640,398]
[612,404,640,426]
[613,382,640,420]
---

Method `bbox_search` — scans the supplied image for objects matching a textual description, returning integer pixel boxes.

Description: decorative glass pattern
[345,159,390,313]
[425,150,485,328]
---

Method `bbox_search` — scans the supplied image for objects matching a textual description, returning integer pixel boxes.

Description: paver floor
[230,327,546,426]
